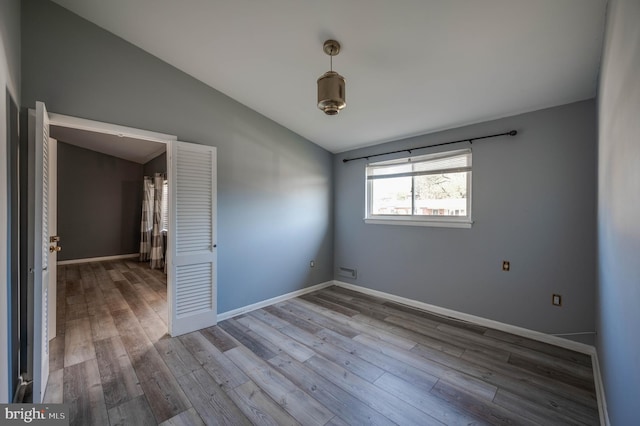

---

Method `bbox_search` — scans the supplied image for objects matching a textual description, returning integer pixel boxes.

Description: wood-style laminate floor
[45,260,600,425]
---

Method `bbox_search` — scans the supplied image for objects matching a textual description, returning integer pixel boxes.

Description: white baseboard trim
[591,350,611,426]
[333,280,611,425]
[57,253,139,265]
[217,281,334,321]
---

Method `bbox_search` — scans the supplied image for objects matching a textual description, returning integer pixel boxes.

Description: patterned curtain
[150,173,165,269]
[139,176,154,261]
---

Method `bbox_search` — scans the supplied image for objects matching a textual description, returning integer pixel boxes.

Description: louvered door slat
[31,101,50,403]
[169,141,217,336]
[42,126,49,271]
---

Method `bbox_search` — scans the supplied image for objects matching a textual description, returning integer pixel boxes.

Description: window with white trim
[365,148,472,228]
[143,179,169,232]
[161,180,169,232]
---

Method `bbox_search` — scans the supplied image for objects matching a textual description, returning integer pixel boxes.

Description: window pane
[414,172,467,216]
[161,181,169,232]
[370,176,412,215]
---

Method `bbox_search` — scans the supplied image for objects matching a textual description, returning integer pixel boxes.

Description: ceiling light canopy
[317,40,346,115]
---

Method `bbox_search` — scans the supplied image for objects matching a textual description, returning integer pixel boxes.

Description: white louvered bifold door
[31,101,50,402]
[168,142,217,336]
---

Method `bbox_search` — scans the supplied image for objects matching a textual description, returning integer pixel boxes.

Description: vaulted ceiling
[51,0,607,153]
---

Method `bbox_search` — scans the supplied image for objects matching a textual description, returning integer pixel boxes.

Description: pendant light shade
[317,40,346,115]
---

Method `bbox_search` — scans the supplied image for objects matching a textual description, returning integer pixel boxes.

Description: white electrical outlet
[310,260,315,268]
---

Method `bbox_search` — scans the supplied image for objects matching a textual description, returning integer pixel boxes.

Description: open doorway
[26,105,218,404]
[51,125,168,266]
[49,122,170,314]
[42,116,172,403]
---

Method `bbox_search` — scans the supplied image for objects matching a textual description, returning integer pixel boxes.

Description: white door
[168,141,217,336]
[29,101,50,403]
[48,138,59,341]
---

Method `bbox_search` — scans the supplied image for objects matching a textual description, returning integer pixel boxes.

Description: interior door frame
[46,114,178,338]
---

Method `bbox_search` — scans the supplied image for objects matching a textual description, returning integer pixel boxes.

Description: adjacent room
[1,0,638,425]
[52,127,168,266]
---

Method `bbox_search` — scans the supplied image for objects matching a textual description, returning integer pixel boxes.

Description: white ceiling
[51,0,607,153]
[50,125,166,164]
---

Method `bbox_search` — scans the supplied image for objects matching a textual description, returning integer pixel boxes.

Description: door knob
[50,235,60,243]
[49,245,62,253]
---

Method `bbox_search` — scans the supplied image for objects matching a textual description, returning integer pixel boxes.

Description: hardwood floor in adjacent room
[45,260,600,425]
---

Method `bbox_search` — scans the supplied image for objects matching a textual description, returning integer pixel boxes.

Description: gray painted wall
[143,152,166,176]
[21,1,333,313]
[0,0,21,404]
[57,142,143,261]
[0,0,20,97]
[6,92,19,402]
[596,0,640,423]
[334,100,597,339]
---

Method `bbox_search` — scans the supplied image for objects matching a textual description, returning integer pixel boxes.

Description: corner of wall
[0,0,21,405]
[595,0,640,423]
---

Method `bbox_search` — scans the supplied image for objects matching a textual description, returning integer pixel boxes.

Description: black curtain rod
[342,130,518,163]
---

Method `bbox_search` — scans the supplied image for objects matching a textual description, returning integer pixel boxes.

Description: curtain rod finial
[509,130,518,136]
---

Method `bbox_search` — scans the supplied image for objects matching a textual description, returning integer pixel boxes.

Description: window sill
[364,218,472,229]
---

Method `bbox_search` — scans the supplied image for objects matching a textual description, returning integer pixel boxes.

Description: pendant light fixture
[317,40,346,115]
